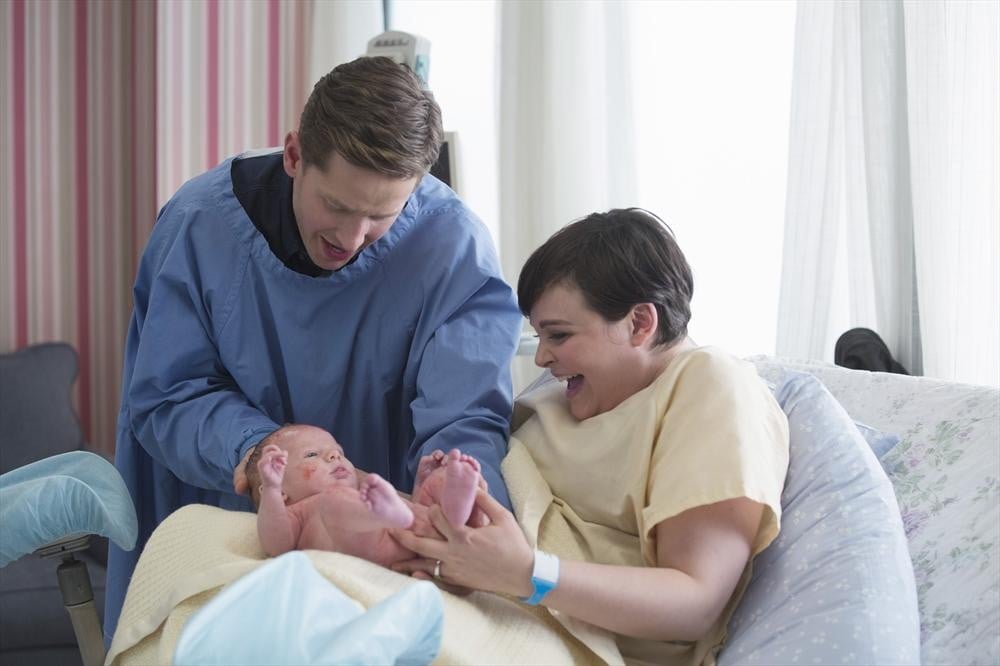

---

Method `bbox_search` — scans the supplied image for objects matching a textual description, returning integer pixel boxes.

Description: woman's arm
[545,497,762,640]
[391,490,762,642]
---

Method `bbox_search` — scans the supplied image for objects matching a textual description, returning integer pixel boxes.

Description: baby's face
[279,428,359,503]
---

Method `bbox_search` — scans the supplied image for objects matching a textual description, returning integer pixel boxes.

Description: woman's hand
[390,489,535,598]
[394,504,476,596]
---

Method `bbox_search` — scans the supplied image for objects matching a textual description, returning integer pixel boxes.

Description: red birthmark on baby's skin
[302,465,316,480]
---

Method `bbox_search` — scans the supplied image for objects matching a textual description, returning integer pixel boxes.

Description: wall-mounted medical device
[365,31,431,88]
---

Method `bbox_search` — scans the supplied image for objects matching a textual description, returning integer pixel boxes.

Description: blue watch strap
[521,550,560,606]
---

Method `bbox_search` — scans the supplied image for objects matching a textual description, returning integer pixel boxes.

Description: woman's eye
[533,331,569,343]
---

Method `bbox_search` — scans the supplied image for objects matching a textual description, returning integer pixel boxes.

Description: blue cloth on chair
[174,551,443,665]
[0,451,138,567]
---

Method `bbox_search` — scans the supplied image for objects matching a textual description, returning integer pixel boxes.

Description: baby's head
[246,425,359,507]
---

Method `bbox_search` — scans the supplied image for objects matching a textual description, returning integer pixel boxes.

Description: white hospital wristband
[521,549,560,606]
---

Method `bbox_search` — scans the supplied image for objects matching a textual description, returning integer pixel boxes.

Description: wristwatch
[521,550,560,605]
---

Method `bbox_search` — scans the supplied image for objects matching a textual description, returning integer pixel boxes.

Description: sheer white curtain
[308,0,383,90]
[904,0,999,385]
[777,0,999,386]
[497,0,637,287]
[157,0,317,204]
[387,1,502,248]
[497,0,638,390]
[626,1,795,357]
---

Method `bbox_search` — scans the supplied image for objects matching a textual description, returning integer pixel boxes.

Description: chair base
[55,553,105,666]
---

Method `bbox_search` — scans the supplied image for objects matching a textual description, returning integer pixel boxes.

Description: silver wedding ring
[433,559,442,579]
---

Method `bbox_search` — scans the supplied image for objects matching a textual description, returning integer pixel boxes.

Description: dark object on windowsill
[834,328,909,375]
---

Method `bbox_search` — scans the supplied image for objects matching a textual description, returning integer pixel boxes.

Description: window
[390,0,796,358]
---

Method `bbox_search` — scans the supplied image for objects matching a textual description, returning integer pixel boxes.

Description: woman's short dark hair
[517,208,694,347]
[299,56,443,178]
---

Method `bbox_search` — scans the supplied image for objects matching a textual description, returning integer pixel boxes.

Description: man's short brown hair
[298,56,443,178]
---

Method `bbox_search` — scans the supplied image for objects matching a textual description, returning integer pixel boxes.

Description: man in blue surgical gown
[105,57,522,643]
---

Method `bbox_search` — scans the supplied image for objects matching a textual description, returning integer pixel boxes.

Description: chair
[0,343,137,666]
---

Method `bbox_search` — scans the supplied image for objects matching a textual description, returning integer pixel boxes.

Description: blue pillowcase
[719,371,920,666]
[854,421,902,459]
[763,377,902,463]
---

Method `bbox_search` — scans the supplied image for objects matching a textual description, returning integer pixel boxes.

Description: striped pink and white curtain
[2,0,314,457]
[157,0,312,202]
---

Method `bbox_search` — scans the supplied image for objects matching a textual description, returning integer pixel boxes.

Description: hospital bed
[2,340,997,665]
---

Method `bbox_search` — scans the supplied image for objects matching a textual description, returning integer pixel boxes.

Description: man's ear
[282,131,302,179]
[629,303,659,347]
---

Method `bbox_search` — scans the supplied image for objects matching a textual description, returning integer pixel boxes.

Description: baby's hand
[258,444,287,489]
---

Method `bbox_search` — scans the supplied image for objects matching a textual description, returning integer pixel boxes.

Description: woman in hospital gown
[394,208,790,666]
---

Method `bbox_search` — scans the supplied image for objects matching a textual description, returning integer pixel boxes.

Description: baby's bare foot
[441,450,481,527]
[415,449,447,490]
[359,474,414,529]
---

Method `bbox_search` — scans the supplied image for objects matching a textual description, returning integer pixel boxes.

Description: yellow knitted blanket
[105,443,622,665]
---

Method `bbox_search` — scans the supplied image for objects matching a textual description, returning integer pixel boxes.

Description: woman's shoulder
[652,345,783,428]
[659,345,759,389]
[511,376,565,432]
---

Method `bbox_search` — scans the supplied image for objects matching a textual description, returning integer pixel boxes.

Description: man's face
[283,132,419,271]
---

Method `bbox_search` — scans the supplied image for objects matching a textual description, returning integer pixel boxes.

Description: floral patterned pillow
[749,357,1000,666]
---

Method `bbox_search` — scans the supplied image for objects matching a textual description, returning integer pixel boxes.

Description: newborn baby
[246,424,484,566]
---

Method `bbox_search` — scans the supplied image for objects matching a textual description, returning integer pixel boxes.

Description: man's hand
[233,446,257,495]
[233,427,284,495]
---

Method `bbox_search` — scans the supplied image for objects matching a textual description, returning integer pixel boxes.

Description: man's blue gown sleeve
[124,207,278,492]
[410,272,522,509]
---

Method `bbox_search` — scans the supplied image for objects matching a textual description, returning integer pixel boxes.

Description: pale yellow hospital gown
[508,346,789,666]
